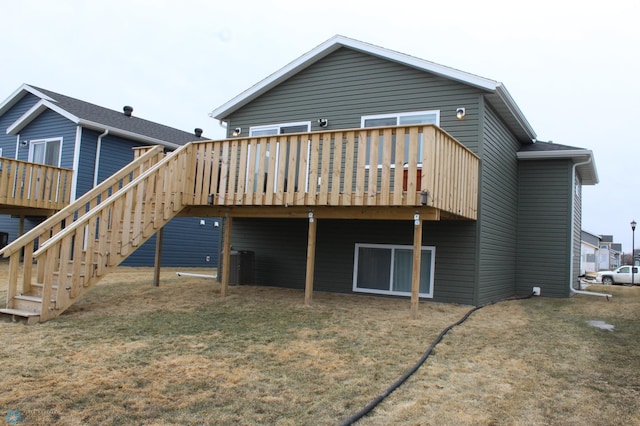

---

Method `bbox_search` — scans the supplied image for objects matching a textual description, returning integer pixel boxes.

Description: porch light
[456,108,466,120]
[232,127,241,136]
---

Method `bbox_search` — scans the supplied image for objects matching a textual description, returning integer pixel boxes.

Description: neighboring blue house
[0,84,220,267]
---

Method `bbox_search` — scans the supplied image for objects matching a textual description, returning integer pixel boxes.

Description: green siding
[476,103,520,304]
[229,218,477,305]
[516,160,573,297]
[226,47,484,155]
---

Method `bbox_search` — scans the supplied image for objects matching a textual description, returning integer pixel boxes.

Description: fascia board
[0,84,55,117]
[6,99,79,134]
[495,84,537,140]
[517,149,593,160]
[77,119,182,149]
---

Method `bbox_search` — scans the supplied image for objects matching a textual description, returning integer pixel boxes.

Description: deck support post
[411,214,423,319]
[153,227,164,287]
[221,216,233,297]
[304,212,317,306]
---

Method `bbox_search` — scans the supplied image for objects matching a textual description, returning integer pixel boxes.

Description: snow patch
[587,320,614,331]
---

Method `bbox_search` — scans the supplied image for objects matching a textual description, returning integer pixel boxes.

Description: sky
[2,0,639,254]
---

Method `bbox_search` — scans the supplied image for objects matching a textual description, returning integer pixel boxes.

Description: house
[580,230,600,275]
[208,35,599,305]
[598,235,621,270]
[0,84,220,267]
[0,36,600,323]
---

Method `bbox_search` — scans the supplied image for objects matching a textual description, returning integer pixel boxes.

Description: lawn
[1,264,639,425]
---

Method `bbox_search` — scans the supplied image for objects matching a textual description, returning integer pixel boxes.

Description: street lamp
[632,220,637,285]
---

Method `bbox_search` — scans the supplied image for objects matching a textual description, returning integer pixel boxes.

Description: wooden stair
[0,144,192,323]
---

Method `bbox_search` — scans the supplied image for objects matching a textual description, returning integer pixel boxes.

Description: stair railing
[1,145,166,311]
[30,143,191,320]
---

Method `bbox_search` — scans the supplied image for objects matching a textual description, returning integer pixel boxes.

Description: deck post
[153,227,164,287]
[304,212,317,306]
[220,216,233,297]
[411,214,423,319]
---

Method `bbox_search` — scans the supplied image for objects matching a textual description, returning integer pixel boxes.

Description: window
[361,110,439,167]
[249,121,311,137]
[29,138,62,167]
[353,243,435,298]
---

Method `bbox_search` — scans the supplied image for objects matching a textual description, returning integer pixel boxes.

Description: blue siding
[0,90,221,268]
[17,109,76,167]
[122,217,221,268]
[0,93,41,159]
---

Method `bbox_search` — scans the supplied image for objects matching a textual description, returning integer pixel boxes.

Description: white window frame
[28,137,63,167]
[352,243,435,298]
[360,110,439,169]
[360,110,440,128]
[249,121,311,137]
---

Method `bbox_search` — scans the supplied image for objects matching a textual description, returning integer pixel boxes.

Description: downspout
[93,129,109,187]
[570,156,611,299]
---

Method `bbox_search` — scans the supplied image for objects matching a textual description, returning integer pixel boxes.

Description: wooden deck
[0,157,73,215]
[1,124,479,323]
[185,124,478,220]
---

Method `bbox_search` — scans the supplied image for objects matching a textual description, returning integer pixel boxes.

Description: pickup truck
[596,265,640,285]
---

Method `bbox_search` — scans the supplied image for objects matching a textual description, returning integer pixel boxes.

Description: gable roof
[1,84,205,148]
[517,141,599,185]
[209,34,537,142]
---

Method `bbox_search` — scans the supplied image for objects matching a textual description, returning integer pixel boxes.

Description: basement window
[352,243,435,298]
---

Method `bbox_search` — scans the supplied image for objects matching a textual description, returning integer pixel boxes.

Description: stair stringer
[1,143,194,323]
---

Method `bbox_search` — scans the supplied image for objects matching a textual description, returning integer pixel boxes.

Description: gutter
[570,156,611,299]
[93,129,109,187]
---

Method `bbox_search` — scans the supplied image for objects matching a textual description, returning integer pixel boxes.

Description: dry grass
[0,262,639,425]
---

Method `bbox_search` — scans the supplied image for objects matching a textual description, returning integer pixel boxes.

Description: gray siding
[229,218,476,304]
[476,102,521,304]
[516,160,573,297]
[226,47,484,155]
[222,47,485,304]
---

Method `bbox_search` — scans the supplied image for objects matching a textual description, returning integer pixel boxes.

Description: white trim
[249,121,311,136]
[0,84,55,116]
[71,126,82,201]
[5,98,181,149]
[77,119,182,149]
[14,135,20,160]
[352,243,435,298]
[6,99,79,134]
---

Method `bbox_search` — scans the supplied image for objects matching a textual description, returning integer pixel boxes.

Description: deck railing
[0,158,73,211]
[186,124,479,219]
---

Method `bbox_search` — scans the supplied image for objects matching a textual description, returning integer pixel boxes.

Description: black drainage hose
[338,293,534,426]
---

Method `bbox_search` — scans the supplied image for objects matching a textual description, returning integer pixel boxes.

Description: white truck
[596,265,640,285]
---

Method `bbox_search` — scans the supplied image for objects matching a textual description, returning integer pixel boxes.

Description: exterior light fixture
[456,108,466,120]
[232,127,241,136]
[317,118,328,128]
